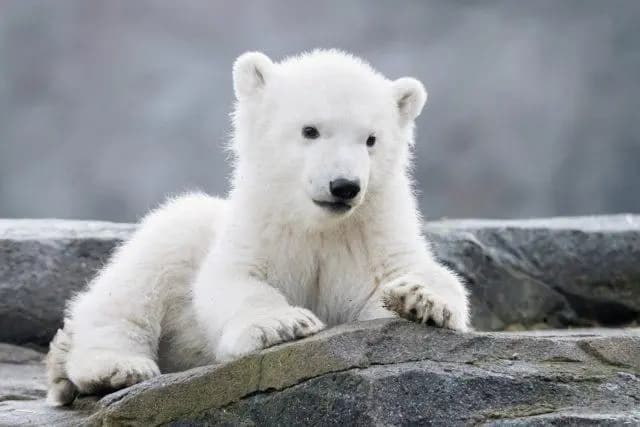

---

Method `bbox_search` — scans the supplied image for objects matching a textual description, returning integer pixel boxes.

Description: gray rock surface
[426,215,640,330]
[1,320,639,426]
[0,343,94,426]
[1,216,639,345]
[0,219,135,345]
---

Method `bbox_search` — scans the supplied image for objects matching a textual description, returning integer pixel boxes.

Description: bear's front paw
[382,271,470,332]
[67,351,160,394]
[216,306,325,362]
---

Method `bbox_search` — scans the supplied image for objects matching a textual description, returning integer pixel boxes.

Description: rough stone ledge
[2,215,639,345]
[1,319,639,426]
[426,214,640,331]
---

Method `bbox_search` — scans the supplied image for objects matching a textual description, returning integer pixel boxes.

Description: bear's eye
[302,126,320,139]
[366,135,376,147]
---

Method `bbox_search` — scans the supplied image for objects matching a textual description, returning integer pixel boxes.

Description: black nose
[330,178,361,200]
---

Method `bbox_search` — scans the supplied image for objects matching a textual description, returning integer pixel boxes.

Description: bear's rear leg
[46,327,78,406]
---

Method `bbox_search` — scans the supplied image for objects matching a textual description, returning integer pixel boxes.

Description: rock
[97,320,640,426]
[0,343,44,364]
[1,320,638,426]
[0,343,95,426]
[0,219,135,345]
[425,215,640,330]
[0,216,639,345]
[483,411,640,426]
[0,344,46,403]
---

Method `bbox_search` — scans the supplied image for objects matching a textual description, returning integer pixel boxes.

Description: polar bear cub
[46,50,470,406]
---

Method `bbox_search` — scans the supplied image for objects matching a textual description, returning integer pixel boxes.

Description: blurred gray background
[1,0,639,222]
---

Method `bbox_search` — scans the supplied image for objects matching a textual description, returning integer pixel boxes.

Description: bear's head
[230,49,427,229]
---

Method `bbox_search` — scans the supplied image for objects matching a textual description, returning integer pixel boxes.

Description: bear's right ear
[233,52,273,101]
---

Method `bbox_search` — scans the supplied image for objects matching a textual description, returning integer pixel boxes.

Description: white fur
[46,50,470,406]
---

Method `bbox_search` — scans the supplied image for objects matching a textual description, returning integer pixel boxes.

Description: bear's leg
[379,265,470,331]
[46,327,78,406]
[60,193,223,396]
[359,265,470,332]
[193,266,325,362]
[65,280,163,396]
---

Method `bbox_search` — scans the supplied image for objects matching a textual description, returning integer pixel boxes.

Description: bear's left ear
[392,77,428,123]
[233,52,274,101]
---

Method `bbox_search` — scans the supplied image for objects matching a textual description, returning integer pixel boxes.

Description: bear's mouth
[313,200,352,213]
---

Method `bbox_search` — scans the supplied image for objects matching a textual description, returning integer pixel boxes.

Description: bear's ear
[233,52,274,100]
[391,77,428,123]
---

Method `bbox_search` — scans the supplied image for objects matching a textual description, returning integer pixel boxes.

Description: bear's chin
[312,200,353,214]
[306,203,359,230]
